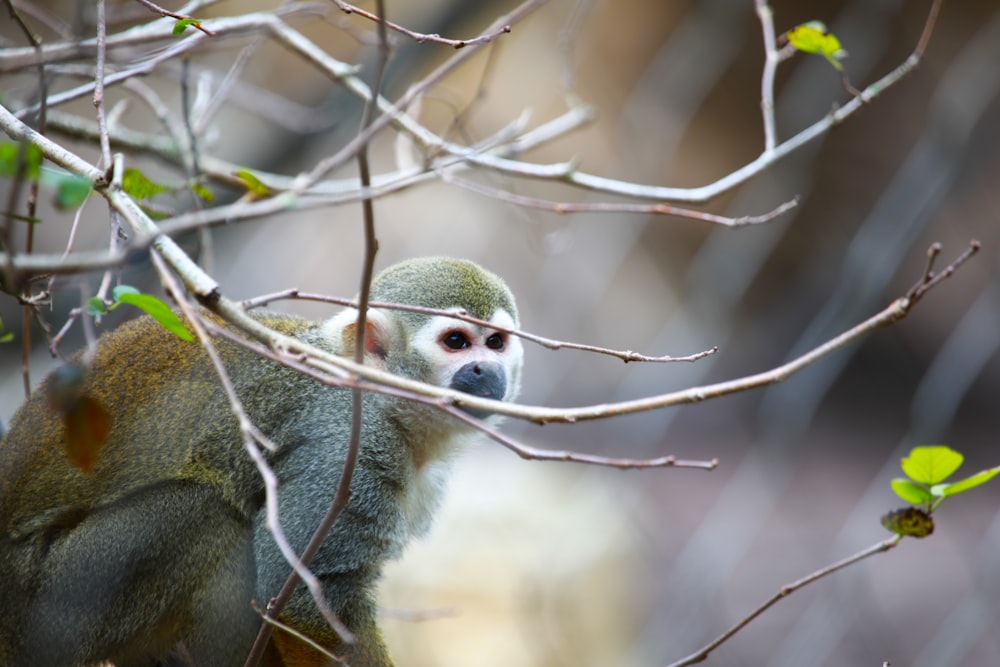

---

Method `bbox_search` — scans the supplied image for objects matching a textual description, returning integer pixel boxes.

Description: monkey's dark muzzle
[450,361,506,418]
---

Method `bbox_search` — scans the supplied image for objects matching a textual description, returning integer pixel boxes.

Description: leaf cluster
[882,445,999,538]
[785,21,847,71]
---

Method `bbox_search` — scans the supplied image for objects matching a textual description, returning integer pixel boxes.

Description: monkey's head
[323,257,523,422]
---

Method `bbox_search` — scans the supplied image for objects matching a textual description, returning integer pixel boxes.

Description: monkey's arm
[253,402,405,667]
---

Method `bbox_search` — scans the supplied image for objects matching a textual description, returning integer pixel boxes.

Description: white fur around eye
[410,311,522,393]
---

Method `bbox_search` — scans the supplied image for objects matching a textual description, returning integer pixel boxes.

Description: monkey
[0,257,523,667]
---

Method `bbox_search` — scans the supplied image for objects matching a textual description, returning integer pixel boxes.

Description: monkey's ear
[322,309,393,367]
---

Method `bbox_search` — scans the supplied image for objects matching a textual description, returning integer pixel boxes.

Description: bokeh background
[2,1,998,666]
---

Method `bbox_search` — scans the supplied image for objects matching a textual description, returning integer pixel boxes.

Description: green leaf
[235,169,272,197]
[191,182,215,204]
[902,446,964,485]
[932,465,1000,498]
[122,168,167,200]
[173,18,201,35]
[86,297,108,317]
[0,315,12,343]
[1,211,41,224]
[0,142,17,176]
[0,141,43,179]
[891,478,934,504]
[112,284,141,300]
[115,293,195,341]
[23,144,42,179]
[54,173,92,209]
[786,21,847,71]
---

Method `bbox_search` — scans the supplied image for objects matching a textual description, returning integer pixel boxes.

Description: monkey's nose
[450,361,506,416]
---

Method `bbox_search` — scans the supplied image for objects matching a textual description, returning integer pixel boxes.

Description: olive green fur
[371,257,518,329]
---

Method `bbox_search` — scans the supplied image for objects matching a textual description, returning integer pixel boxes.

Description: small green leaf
[54,173,92,209]
[235,169,272,197]
[786,21,847,71]
[0,142,17,175]
[881,507,934,538]
[122,168,167,200]
[902,446,964,485]
[2,211,41,224]
[0,141,43,178]
[173,18,201,35]
[891,478,934,504]
[112,284,141,300]
[115,293,195,341]
[23,144,42,179]
[191,182,215,203]
[932,465,1000,498]
[87,297,108,317]
[0,315,12,343]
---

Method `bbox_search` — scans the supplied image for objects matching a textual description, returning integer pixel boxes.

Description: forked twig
[906,240,980,303]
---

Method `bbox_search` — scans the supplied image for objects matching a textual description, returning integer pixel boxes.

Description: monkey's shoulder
[0,309,329,527]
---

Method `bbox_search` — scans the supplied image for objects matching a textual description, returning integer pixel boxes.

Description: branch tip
[906,240,980,303]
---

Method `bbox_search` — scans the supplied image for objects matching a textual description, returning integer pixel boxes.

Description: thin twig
[3,0,49,398]
[201,318,719,472]
[1,0,938,209]
[292,0,547,190]
[332,0,511,49]
[427,0,948,203]
[754,0,779,152]
[444,405,718,470]
[441,171,799,226]
[212,242,980,426]
[249,602,342,664]
[242,2,391,662]
[132,0,217,36]
[241,291,718,365]
[665,535,903,667]
[93,0,115,171]
[0,54,976,426]
[906,240,980,302]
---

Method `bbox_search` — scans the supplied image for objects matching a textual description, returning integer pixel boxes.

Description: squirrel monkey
[0,257,523,667]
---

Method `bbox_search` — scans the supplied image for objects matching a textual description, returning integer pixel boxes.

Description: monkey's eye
[485,333,505,350]
[441,331,471,350]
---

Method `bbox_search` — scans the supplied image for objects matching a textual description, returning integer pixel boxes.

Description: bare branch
[0,107,976,424]
[201,317,719,472]
[331,0,512,49]
[441,172,799,226]
[665,535,903,667]
[241,291,719,365]
[132,0,218,36]
[754,0,779,152]
[906,240,980,303]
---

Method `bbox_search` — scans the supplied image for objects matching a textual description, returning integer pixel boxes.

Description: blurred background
[2,1,998,666]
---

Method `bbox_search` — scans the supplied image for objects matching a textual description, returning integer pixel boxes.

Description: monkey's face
[321,258,523,423]
[407,311,523,420]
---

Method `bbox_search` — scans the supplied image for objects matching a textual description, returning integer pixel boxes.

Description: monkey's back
[0,310,321,538]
